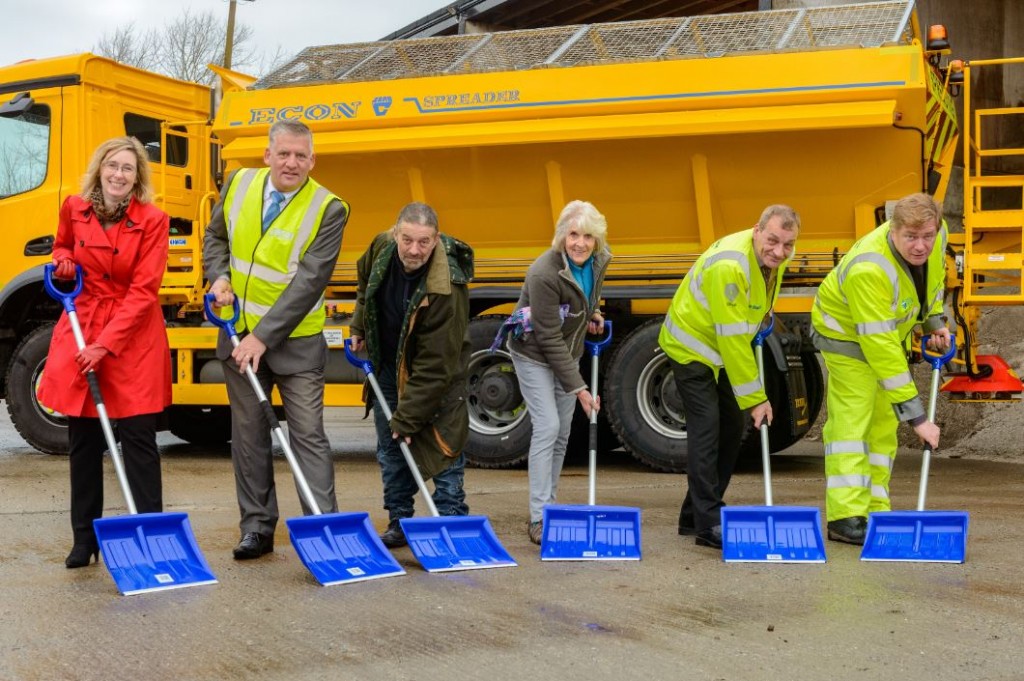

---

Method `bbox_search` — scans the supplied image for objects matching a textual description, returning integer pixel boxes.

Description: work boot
[827,516,867,545]
[380,520,407,548]
[695,524,723,549]
[528,521,543,545]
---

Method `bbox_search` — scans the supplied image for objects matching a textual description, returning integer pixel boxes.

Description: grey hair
[268,120,313,151]
[551,200,608,253]
[756,204,801,232]
[394,201,439,231]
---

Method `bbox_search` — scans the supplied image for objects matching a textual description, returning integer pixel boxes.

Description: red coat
[37,195,172,418]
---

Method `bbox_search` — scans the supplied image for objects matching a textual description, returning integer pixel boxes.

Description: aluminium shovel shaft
[202,293,322,515]
[43,265,137,514]
[363,370,441,517]
[916,334,957,512]
[229,335,323,516]
[584,322,613,508]
[754,316,775,507]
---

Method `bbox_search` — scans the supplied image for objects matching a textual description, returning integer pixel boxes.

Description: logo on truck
[244,102,363,125]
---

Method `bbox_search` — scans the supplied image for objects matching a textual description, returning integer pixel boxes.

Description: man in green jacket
[658,205,800,550]
[350,202,473,547]
[812,192,949,544]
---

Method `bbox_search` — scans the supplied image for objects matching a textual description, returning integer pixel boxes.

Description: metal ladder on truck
[946,56,1024,400]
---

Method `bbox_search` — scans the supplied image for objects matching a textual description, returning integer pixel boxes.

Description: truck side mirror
[0,92,35,117]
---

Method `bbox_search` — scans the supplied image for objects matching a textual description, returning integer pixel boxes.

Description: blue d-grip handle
[344,338,374,376]
[754,312,775,347]
[42,263,84,312]
[921,333,957,370]
[584,320,613,358]
[203,292,240,336]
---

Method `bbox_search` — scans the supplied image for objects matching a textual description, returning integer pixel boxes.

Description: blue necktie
[262,191,284,234]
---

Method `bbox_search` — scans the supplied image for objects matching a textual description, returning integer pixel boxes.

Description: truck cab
[0,54,213,452]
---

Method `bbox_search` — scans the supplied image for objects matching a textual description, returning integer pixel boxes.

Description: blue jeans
[372,365,468,520]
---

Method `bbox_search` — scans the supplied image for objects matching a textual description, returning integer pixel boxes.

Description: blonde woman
[38,137,172,568]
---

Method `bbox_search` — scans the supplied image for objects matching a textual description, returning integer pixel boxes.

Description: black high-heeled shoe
[65,544,99,569]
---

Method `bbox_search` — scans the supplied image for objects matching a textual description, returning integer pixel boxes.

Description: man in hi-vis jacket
[812,192,949,545]
[659,205,800,550]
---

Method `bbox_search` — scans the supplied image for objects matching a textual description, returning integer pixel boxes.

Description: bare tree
[94,22,160,72]
[93,9,262,84]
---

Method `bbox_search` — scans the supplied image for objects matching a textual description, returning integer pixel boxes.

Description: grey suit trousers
[223,358,338,536]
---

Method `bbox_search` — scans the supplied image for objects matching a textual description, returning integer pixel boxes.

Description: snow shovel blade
[540,504,642,561]
[93,512,217,596]
[399,516,517,573]
[860,511,969,563]
[721,506,826,563]
[286,512,405,585]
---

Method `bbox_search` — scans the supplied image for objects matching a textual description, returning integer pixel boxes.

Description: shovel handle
[584,320,613,358]
[920,333,957,371]
[203,292,240,334]
[42,263,84,311]
[344,339,441,517]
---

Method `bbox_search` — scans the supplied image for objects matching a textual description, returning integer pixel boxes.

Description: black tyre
[5,323,69,454]
[463,316,532,468]
[167,406,232,447]
[604,319,687,473]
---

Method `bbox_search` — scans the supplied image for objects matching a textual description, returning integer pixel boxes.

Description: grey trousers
[512,353,579,522]
[223,361,338,536]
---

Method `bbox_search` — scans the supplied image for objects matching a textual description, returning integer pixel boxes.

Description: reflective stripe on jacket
[657,228,787,409]
[223,167,337,337]
[811,219,947,419]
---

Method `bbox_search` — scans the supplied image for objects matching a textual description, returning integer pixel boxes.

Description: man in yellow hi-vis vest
[658,205,800,550]
[812,193,949,545]
[204,120,350,560]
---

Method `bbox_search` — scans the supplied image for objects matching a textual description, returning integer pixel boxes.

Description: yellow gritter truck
[1,0,1019,470]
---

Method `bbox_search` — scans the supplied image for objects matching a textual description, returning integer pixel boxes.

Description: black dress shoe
[695,525,723,549]
[827,517,867,545]
[65,544,99,569]
[233,532,274,559]
[380,520,407,548]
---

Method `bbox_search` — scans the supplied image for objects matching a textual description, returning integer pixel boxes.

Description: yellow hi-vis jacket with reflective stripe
[658,229,786,410]
[811,219,947,422]
[223,167,338,338]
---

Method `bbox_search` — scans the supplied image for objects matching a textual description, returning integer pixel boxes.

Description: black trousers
[68,413,162,546]
[671,360,748,532]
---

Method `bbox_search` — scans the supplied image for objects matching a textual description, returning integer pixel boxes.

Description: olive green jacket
[351,231,474,479]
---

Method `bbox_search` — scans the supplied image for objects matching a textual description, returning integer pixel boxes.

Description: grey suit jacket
[202,170,349,375]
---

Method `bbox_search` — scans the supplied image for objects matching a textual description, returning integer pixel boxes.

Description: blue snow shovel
[861,335,968,563]
[721,315,826,563]
[204,294,404,585]
[44,265,217,595]
[344,340,517,573]
[541,322,642,561]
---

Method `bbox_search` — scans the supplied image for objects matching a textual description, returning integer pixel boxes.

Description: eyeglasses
[102,161,137,175]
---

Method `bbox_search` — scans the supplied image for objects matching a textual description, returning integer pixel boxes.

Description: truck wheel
[167,406,232,447]
[5,324,69,454]
[604,319,687,473]
[464,316,531,468]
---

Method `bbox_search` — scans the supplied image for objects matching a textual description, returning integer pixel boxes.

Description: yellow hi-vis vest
[658,228,788,409]
[811,219,947,414]
[222,167,337,337]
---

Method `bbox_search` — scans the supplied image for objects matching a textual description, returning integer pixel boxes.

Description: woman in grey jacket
[506,200,611,545]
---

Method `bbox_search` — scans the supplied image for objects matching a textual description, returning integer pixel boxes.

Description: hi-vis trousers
[821,351,900,522]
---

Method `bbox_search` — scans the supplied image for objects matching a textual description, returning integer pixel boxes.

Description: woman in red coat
[37,136,173,568]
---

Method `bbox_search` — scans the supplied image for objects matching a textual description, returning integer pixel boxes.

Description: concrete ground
[1,407,1022,681]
